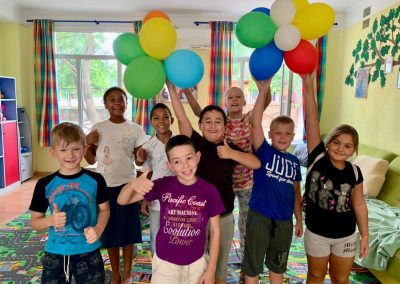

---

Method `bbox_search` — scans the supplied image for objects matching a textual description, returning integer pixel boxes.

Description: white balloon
[274,24,301,51]
[270,0,296,26]
[308,39,318,46]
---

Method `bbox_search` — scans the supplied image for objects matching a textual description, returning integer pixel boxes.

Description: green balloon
[124,56,166,99]
[235,12,277,48]
[113,33,146,65]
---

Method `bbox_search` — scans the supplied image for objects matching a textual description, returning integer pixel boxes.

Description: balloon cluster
[235,0,335,80]
[113,10,204,99]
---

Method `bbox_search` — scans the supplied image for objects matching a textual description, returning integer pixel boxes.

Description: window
[55,32,132,133]
[232,36,304,143]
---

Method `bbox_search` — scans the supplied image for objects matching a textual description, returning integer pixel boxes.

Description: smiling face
[50,140,87,175]
[167,144,201,185]
[199,110,226,144]
[326,134,356,166]
[268,122,295,152]
[225,87,246,117]
[150,107,173,136]
[104,89,127,121]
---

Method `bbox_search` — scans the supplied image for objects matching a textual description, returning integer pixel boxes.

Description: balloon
[249,42,284,80]
[292,3,335,40]
[274,24,301,51]
[124,56,166,99]
[251,7,270,16]
[164,49,204,88]
[284,40,317,74]
[235,12,277,48]
[292,0,308,12]
[143,10,171,24]
[270,0,296,26]
[139,18,177,60]
[113,33,146,65]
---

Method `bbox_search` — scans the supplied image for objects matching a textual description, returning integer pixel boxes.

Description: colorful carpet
[0,211,380,283]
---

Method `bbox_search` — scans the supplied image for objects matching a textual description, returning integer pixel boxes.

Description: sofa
[354,144,400,282]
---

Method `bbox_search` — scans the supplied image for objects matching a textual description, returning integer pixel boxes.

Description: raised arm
[250,79,272,151]
[182,88,202,118]
[166,81,193,137]
[302,74,321,153]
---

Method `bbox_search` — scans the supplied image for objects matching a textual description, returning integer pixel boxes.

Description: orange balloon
[143,10,171,24]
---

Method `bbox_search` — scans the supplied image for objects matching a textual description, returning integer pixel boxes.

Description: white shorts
[304,229,357,258]
[151,252,207,284]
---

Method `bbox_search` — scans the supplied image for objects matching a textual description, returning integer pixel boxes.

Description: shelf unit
[0,76,20,190]
[18,107,33,181]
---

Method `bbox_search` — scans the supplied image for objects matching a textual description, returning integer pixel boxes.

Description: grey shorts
[242,209,293,276]
[304,229,357,258]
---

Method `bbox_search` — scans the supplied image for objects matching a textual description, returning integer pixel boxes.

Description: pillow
[353,155,389,197]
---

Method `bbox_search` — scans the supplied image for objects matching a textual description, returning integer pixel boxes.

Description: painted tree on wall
[345,5,400,88]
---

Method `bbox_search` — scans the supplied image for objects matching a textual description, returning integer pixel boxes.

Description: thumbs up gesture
[128,169,154,196]
[51,203,67,228]
[217,139,233,159]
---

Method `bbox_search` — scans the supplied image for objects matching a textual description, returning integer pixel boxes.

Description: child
[167,81,261,284]
[185,85,271,263]
[29,122,110,283]
[243,79,303,284]
[118,135,225,284]
[302,73,369,283]
[135,103,175,254]
[85,86,148,284]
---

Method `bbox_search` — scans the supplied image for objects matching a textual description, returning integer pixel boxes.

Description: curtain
[34,20,59,147]
[316,36,327,119]
[131,20,156,135]
[209,21,234,107]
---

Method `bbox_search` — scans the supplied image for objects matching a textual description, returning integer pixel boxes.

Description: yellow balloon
[139,18,177,60]
[293,3,335,40]
[292,0,308,12]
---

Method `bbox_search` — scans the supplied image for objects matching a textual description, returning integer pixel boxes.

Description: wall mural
[345,5,400,88]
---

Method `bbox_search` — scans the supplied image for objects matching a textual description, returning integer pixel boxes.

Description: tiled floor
[0,174,45,226]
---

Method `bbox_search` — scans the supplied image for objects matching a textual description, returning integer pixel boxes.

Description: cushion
[353,155,389,197]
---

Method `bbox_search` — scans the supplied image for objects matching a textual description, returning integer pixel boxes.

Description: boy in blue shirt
[243,79,303,284]
[29,122,110,283]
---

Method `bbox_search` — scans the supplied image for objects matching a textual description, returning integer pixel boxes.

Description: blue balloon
[252,7,270,16]
[164,49,204,88]
[249,42,283,80]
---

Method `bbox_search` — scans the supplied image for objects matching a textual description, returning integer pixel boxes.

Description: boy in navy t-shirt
[29,122,110,283]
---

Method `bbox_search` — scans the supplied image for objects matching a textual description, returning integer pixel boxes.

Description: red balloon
[284,40,317,74]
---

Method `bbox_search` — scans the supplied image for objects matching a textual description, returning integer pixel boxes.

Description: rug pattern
[0,211,380,283]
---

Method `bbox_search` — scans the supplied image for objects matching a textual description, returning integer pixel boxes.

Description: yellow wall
[321,3,400,155]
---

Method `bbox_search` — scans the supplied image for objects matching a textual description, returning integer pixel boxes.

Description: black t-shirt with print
[305,141,363,238]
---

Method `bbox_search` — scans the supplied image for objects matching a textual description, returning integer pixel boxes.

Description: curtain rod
[26,19,135,24]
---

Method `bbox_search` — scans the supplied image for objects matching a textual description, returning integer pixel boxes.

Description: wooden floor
[0,174,45,226]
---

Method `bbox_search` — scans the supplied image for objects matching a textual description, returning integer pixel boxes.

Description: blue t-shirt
[250,140,302,221]
[29,169,109,255]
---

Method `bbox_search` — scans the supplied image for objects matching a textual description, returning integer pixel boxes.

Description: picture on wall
[159,84,197,103]
[355,68,369,99]
[397,70,400,89]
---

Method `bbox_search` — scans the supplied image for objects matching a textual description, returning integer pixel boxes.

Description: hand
[300,73,315,89]
[136,148,148,164]
[197,269,215,284]
[129,169,154,196]
[86,130,99,145]
[50,203,66,228]
[294,222,303,238]
[217,139,233,159]
[84,227,99,244]
[141,200,150,215]
[359,238,369,258]
[254,77,272,94]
